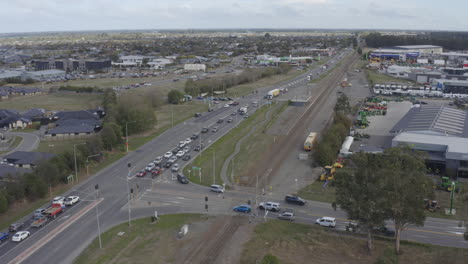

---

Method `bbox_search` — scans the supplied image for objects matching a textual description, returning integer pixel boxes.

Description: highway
[2,48,464,264]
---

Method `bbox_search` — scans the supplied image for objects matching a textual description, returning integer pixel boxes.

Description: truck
[239,107,248,115]
[266,89,281,100]
[0,232,9,243]
[43,204,63,219]
[31,216,49,228]
[303,132,317,151]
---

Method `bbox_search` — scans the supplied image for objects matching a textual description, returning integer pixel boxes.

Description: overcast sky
[0,0,466,33]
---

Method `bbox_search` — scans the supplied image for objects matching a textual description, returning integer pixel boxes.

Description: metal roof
[391,106,468,137]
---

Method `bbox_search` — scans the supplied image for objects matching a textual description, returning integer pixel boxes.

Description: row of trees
[365,32,468,51]
[184,64,292,96]
[0,136,104,213]
[334,147,433,254]
[58,85,104,93]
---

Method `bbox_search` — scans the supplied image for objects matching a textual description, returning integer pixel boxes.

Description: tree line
[184,64,292,96]
[57,85,104,93]
[365,32,468,50]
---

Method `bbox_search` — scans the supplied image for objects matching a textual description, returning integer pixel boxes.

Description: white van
[210,184,224,193]
[315,217,336,228]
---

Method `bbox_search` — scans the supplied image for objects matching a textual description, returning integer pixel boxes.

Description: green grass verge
[297,180,336,204]
[74,214,204,264]
[0,92,102,111]
[241,219,468,264]
[184,104,272,186]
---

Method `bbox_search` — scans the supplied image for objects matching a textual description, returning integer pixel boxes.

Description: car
[194,145,201,151]
[208,108,214,112]
[190,133,199,140]
[278,211,295,221]
[178,141,186,148]
[258,202,280,212]
[164,152,173,159]
[201,128,209,133]
[33,209,46,220]
[176,151,185,158]
[11,231,30,242]
[285,195,306,205]
[315,217,336,228]
[177,173,189,184]
[227,118,233,123]
[224,104,230,108]
[145,163,156,171]
[182,155,191,161]
[217,118,224,123]
[210,184,224,193]
[0,232,9,243]
[154,156,163,165]
[9,223,24,233]
[233,205,251,213]
[169,156,177,163]
[52,196,65,206]
[231,101,239,106]
[243,115,249,118]
[184,138,192,144]
[194,112,202,117]
[213,101,220,104]
[136,170,147,177]
[64,196,80,206]
[183,146,190,153]
[212,127,219,132]
[231,112,236,116]
[151,168,162,177]
[172,148,180,155]
[373,226,395,237]
[227,97,233,101]
[164,162,173,168]
[171,164,179,172]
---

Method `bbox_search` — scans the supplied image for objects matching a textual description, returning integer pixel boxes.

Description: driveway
[1,131,40,156]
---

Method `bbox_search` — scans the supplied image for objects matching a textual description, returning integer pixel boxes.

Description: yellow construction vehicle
[319,163,343,181]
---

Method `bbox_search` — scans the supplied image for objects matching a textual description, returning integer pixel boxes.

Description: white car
[176,151,185,158]
[52,196,65,205]
[169,156,177,163]
[178,141,186,148]
[315,217,336,228]
[210,184,224,193]
[64,196,80,206]
[258,202,280,212]
[224,104,230,108]
[171,164,179,172]
[183,146,190,153]
[154,156,163,165]
[12,231,30,242]
[164,152,173,159]
[145,163,155,171]
[184,138,192,144]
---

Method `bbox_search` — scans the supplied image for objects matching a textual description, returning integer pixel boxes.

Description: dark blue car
[233,205,251,213]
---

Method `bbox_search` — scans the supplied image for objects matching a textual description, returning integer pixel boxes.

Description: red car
[151,168,162,177]
[136,170,147,177]
[230,101,239,106]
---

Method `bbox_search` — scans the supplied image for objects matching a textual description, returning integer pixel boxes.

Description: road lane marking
[7,199,103,264]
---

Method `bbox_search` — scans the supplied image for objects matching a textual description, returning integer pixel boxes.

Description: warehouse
[391,105,468,178]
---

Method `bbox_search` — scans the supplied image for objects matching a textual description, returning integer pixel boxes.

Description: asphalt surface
[2,49,464,264]
[0,132,40,157]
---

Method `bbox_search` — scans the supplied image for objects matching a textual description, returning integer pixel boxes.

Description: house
[0,109,32,129]
[21,108,46,121]
[0,164,31,180]
[3,151,55,168]
[47,110,102,138]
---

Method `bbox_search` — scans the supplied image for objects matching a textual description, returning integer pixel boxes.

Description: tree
[261,254,280,264]
[335,153,388,252]
[382,147,433,254]
[102,89,117,111]
[0,191,8,213]
[22,173,47,199]
[168,89,184,104]
[101,125,118,150]
[335,94,351,114]
[34,160,61,186]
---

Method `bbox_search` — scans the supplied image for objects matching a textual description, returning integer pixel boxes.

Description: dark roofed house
[3,151,55,168]
[47,123,96,137]
[0,109,32,129]
[48,110,102,138]
[22,108,45,120]
[0,164,31,180]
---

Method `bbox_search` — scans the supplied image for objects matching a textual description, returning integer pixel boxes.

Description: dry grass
[0,92,102,111]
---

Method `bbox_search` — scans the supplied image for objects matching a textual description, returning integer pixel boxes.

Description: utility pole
[73,142,86,182]
[127,163,134,226]
[212,150,215,184]
[95,184,102,249]
[125,121,137,153]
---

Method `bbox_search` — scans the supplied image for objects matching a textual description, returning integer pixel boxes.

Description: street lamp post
[86,153,101,177]
[95,184,102,249]
[125,121,137,153]
[73,142,86,183]
[126,162,135,226]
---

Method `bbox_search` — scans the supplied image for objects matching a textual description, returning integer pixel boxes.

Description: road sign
[192,166,200,170]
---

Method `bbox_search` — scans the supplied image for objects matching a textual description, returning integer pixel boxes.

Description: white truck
[258,202,280,212]
[239,106,248,115]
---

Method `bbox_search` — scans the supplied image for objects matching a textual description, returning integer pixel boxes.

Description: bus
[303,132,317,151]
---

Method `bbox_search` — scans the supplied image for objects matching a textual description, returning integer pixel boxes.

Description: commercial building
[370,45,443,61]
[391,105,468,177]
[184,64,206,72]
[33,58,111,72]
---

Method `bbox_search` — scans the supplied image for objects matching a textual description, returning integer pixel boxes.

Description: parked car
[315,217,336,228]
[233,205,251,213]
[217,118,224,123]
[154,156,163,165]
[210,184,224,193]
[212,127,219,132]
[227,118,233,123]
[64,196,80,206]
[0,232,9,243]
[177,173,189,184]
[145,163,155,171]
[164,152,173,159]
[285,195,306,206]
[258,202,280,212]
[11,231,30,242]
[176,151,185,158]
[182,155,191,161]
[9,223,24,233]
[201,128,209,133]
[278,211,295,221]
[171,164,180,172]
[169,156,177,163]
[136,170,147,177]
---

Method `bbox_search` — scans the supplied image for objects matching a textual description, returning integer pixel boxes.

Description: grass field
[0,92,102,111]
[297,180,336,204]
[74,214,204,264]
[183,104,271,186]
[242,219,468,264]
[366,69,416,86]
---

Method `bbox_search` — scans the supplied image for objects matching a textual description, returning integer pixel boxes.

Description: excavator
[319,163,343,181]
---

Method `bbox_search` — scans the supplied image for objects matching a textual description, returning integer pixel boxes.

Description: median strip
[8,198,103,264]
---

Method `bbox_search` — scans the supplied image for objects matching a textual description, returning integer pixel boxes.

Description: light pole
[125,121,137,153]
[95,184,102,249]
[126,162,136,226]
[86,153,101,177]
[73,142,86,183]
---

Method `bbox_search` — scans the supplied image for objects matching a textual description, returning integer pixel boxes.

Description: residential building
[3,151,55,168]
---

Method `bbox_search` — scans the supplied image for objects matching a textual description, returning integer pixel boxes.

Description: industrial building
[370,45,443,61]
[32,58,111,72]
[391,105,468,178]
[184,64,206,72]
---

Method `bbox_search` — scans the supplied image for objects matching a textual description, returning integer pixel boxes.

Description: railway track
[246,53,358,187]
